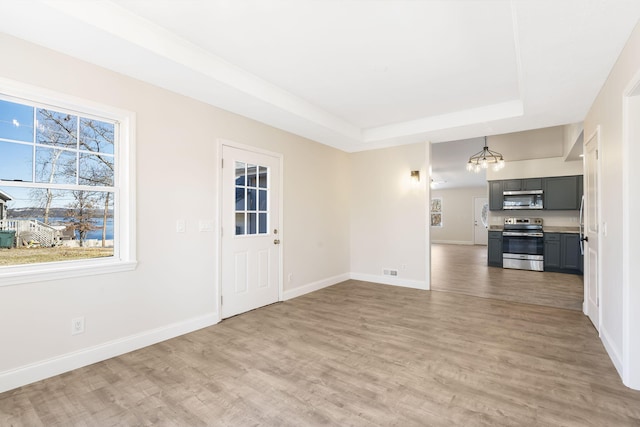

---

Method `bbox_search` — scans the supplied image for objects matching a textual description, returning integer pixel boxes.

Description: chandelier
[466,136,505,172]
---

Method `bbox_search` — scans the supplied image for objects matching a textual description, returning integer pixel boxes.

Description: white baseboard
[349,273,428,290]
[0,313,218,394]
[283,273,350,301]
[431,240,474,245]
[601,325,623,379]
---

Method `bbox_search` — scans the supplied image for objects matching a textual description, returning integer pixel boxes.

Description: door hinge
[221,158,224,168]
[596,149,599,160]
[221,295,223,305]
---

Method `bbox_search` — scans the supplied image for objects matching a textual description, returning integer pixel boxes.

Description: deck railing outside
[0,219,62,247]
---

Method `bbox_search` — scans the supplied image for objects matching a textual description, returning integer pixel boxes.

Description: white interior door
[221,145,281,319]
[473,197,489,245]
[584,131,600,331]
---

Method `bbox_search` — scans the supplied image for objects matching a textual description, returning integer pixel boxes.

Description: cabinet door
[503,179,522,191]
[561,234,582,271]
[488,231,503,267]
[544,233,561,269]
[523,178,543,191]
[489,181,503,210]
[544,176,580,210]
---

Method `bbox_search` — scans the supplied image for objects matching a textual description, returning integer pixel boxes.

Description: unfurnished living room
[1,1,640,425]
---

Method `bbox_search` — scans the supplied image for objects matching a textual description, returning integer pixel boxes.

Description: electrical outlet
[71,317,85,335]
[288,273,293,283]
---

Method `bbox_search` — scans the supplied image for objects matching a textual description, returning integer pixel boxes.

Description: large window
[0,81,135,285]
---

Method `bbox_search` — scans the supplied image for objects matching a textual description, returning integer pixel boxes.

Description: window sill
[0,258,138,287]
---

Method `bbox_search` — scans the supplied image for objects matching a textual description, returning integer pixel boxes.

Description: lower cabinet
[488,231,503,267]
[544,233,583,274]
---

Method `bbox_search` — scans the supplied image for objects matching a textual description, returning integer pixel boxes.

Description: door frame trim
[583,126,601,332]
[215,139,284,322]
[621,67,640,389]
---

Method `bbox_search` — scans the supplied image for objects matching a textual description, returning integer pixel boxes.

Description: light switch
[176,219,186,233]
[199,220,214,232]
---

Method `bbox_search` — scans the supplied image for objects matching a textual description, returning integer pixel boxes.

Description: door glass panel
[258,190,267,211]
[259,213,267,234]
[235,187,245,210]
[234,161,269,236]
[235,162,245,185]
[247,213,257,234]
[247,188,257,210]
[235,213,245,235]
[247,164,257,187]
[258,166,268,188]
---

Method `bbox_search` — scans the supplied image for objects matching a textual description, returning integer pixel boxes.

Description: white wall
[430,187,487,244]
[350,143,429,289]
[0,33,351,391]
[584,20,640,390]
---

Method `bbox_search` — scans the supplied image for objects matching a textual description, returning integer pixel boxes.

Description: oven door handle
[502,232,544,237]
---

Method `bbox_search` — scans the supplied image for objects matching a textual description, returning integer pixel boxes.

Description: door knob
[274,239,281,245]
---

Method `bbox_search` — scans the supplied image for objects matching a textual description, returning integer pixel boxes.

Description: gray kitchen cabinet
[544,232,583,274]
[544,176,581,210]
[488,231,503,267]
[544,233,561,269]
[523,178,543,191]
[561,234,582,272]
[489,181,503,211]
[503,179,522,191]
[502,178,543,191]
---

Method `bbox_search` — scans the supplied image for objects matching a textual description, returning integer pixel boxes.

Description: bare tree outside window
[0,96,118,266]
[78,119,114,247]
[32,109,77,223]
[65,190,99,247]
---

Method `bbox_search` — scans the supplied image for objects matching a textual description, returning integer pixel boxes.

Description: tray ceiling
[1,0,639,152]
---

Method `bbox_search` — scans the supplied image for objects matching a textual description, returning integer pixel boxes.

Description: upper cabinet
[488,175,583,211]
[489,181,503,210]
[503,178,543,192]
[544,176,582,210]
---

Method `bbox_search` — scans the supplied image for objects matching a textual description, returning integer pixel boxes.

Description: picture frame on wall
[430,197,442,227]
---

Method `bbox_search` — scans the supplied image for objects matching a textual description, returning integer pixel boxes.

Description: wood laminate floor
[2,280,639,426]
[431,243,584,311]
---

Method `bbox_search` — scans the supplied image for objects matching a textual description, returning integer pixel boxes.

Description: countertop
[488,225,580,234]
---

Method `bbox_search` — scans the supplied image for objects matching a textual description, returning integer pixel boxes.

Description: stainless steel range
[502,217,544,271]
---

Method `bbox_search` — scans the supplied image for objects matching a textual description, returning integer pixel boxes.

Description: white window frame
[0,78,136,287]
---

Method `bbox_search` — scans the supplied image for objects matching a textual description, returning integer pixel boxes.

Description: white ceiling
[1,1,639,153]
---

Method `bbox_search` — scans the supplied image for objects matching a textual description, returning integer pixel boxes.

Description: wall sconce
[410,170,420,183]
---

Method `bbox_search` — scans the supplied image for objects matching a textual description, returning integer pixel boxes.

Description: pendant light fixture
[466,136,505,172]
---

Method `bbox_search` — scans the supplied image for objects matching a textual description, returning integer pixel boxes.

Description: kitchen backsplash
[488,210,580,226]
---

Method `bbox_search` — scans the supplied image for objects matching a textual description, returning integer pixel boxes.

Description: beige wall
[350,143,429,289]
[430,187,487,244]
[488,126,565,161]
[485,125,583,181]
[0,33,351,388]
[584,20,640,389]
[486,157,583,181]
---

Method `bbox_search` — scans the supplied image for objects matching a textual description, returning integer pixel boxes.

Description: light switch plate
[176,219,186,233]
[199,220,214,232]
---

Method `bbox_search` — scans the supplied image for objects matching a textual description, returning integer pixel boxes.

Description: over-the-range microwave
[502,190,543,210]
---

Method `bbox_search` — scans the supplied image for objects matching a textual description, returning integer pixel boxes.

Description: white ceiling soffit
[1,1,639,153]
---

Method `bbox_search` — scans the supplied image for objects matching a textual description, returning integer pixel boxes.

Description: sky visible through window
[1,97,116,241]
